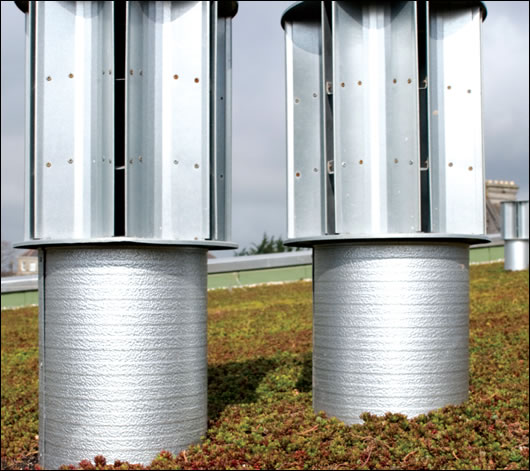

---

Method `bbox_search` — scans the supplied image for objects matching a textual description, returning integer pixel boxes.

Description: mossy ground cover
[1,262,528,470]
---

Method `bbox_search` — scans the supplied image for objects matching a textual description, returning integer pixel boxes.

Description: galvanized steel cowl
[39,246,207,469]
[313,242,470,424]
[501,201,529,271]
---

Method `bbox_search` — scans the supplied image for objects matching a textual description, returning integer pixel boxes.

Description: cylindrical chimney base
[312,241,470,424]
[504,239,529,271]
[38,245,207,469]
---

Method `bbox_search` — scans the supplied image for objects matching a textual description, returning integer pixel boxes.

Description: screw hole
[358,81,362,86]
[194,78,200,83]
[407,78,412,84]
[219,174,224,179]
[467,89,472,94]
[359,160,364,165]
[448,162,453,167]
[130,69,134,75]
[341,82,345,88]
[313,92,318,98]
[173,74,179,80]
[409,160,413,165]
[46,76,52,81]
[68,158,73,164]
[68,73,74,78]
[394,158,399,163]
[194,163,200,169]
[468,166,473,171]
[393,79,397,84]
[447,85,452,90]
[313,168,318,173]
[173,160,179,165]
[46,162,52,168]
[295,171,301,178]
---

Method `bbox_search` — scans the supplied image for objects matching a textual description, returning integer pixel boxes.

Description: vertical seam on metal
[225,15,232,242]
[123,2,129,236]
[285,23,295,239]
[29,1,36,239]
[478,9,486,234]
[210,1,218,240]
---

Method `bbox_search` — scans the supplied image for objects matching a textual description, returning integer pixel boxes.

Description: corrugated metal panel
[428,5,485,234]
[332,1,420,235]
[126,1,211,240]
[33,1,114,239]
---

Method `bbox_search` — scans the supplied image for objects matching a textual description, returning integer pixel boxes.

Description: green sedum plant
[1,263,528,470]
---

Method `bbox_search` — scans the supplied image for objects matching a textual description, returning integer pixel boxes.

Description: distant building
[486,180,519,234]
[17,249,38,276]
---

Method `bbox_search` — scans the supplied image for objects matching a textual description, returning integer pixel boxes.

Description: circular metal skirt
[313,242,470,424]
[39,246,207,469]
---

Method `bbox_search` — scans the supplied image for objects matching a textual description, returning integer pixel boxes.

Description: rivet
[194,237,198,240]
[447,85,452,90]
[173,74,179,80]
[219,174,224,179]
[467,89,472,94]
[393,79,397,84]
[68,73,74,78]
[341,162,346,168]
[313,92,318,98]
[468,166,473,171]
[359,160,364,165]
[108,70,112,75]
[138,156,143,162]
[130,69,134,75]
[46,76,52,81]
[102,71,105,75]
[102,157,105,162]
[394,158,399,163]
[295,98,300,104]
[313,168,318,173]
[129,159,133,164]
[46,162,51,168]
[358,81,362,86]
[194,163,200,169]
[109,159,112,164]
[68,158,73,164]
[139,70,143,76]
[448,162,453,167]
[341,82,345,88]
[173,160,179,165]
[409,160,413,165]
[194,78,200,83]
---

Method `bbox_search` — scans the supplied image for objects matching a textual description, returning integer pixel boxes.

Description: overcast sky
[1,1,528,257]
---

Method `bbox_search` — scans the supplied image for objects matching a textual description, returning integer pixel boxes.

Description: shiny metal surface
[39,246,207,469]
[504,240,529,271]
[33,1,114,239]
[428,4,486,235]
[313,242,470,424]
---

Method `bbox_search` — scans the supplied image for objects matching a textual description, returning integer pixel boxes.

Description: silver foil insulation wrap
[38,246,207,469]
[312,242,470,424]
